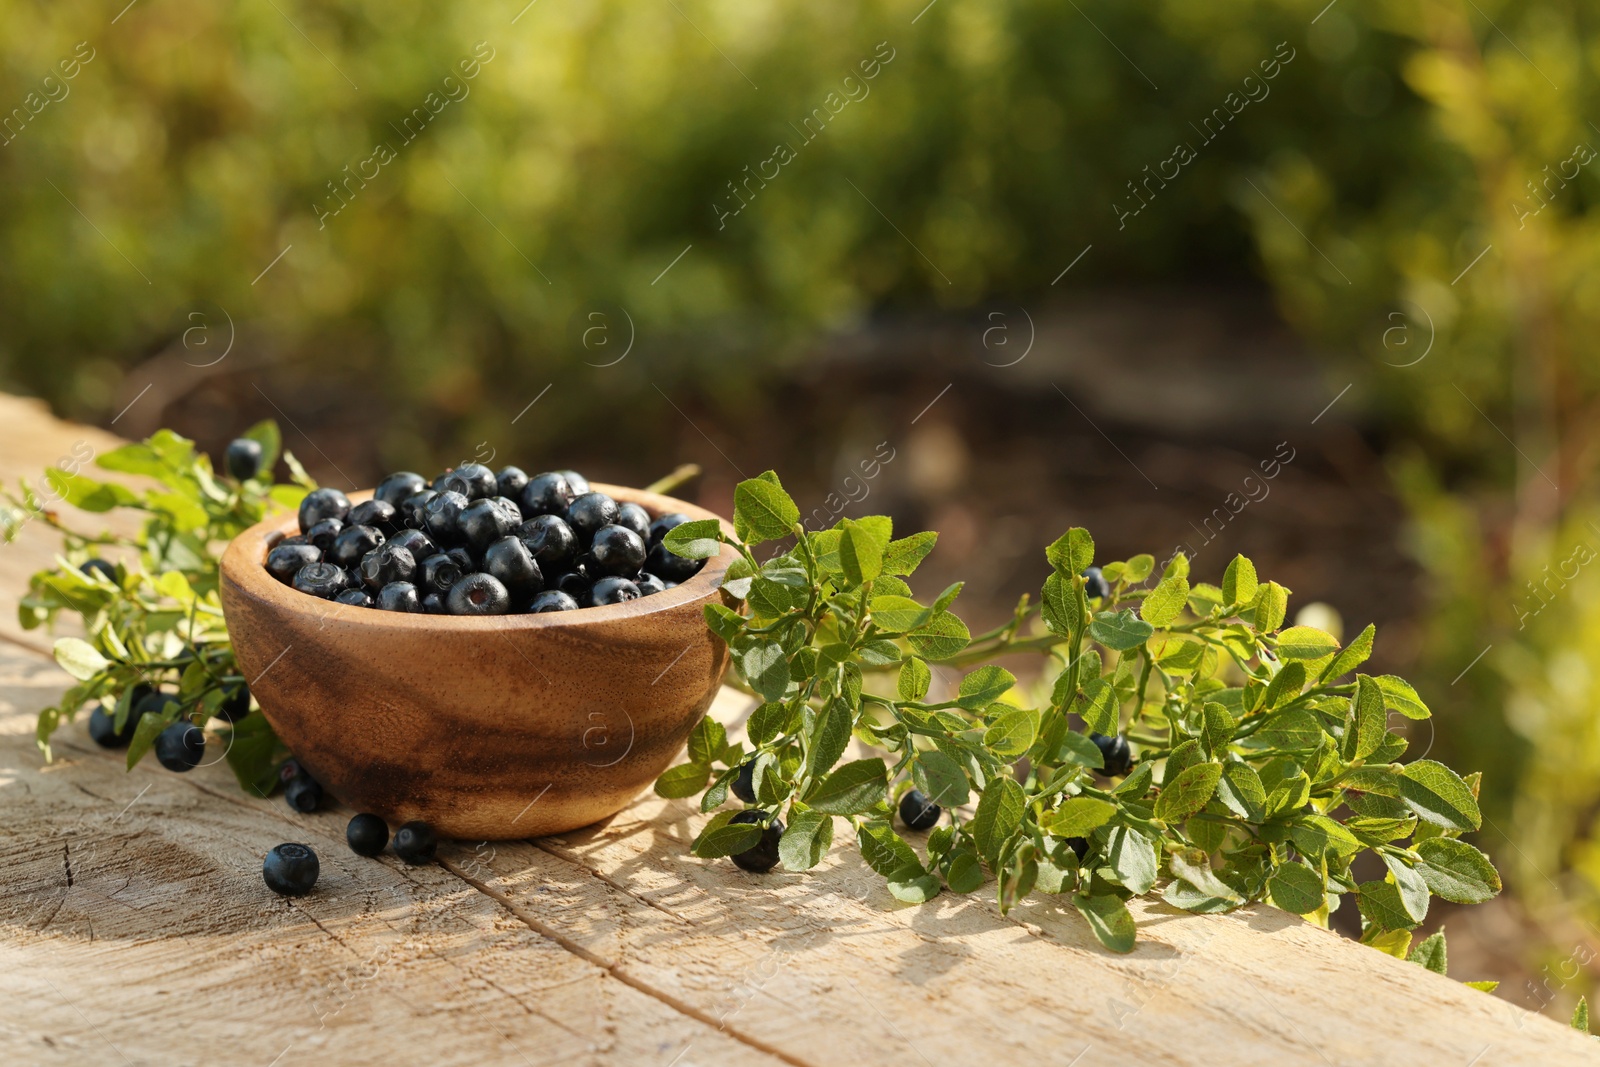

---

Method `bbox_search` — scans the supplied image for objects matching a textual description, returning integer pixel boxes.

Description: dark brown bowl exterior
[218,482,735,839]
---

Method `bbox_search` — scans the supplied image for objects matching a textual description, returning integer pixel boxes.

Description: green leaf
[779,811,834,871]
[1252,581,1289,632]
[655,762,711,799]
[1140,574,1190,627]
[53,637,111,681]
[738,640,791,703]
[664,519,724,560]
[983,706,1039,757]
[1375,675,1431,720]
[972,777,1026,863]
[687,716,727,767]
[1382,852,1431,923]
[808,759,887,815]
[125,708,169,771]
[1088,610,1153,651]
[912,750,971,807]
[43,469,140,512]
[957,665,1016,709]
[747,701,793,746]
[898,658,931,702]
[1288,814,1362,859]
[1267,862,1325,914]
[1261,661,1306,710]
[1072,893,1136,953]
[887,871,943,903]
[1043,796,1116,838]
[1076,676,1120,736]
[239,419,281,476]
[1199,702,1235,757]
[1153,762,1222,822]
[1046,528,1094,576]
[838,515,892,585]
[1217,762,1267,820]
[805,699,853,780]
[870,595,931,633]
[1574,998,1591,1035]
[1105,825,1158,894]
[692,812,765,858]
[1414,838,1501,903]
[1222,554,1258,606]
[1408,930,1448,975]
[1255,708,1323,749]
[1276,625,1340,661]
[1464,981,1500,993]
[858,821,923,878]
[883,531,937,576]
[1058,730,1105,770]
[733,473,801,542]
[907,611,971,659]
[945,849,985,893]
[1399,760,1482,831]
[1320,623,1375,682]
[1170,852,1244,905]
[1343,674,1387,761]
[220,712,284,797]
[1357,879,1419,931]
[1122,554,1154,583]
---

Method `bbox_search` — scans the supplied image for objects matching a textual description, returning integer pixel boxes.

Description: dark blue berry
[648,512,691,546]
[298,488,351,534]
[1082,566,1111,601]
[88,703,139,747]
[566,492,618,540]
[266,544,321,584]
[732,762,756,803]
[216,684,251,723]
[348,498,401,536]
[527,590,580,613]
[418,552,464,595]
[347,814,388,857]
[79,558,118,582]
[336,588,374,608]
[590,525,647,576]
[400,489,437,530]
[460,497,519,552]
[388,527,438,562]
[646,542,702,584]
[484,536,543,597]
[495,466,530,500]
[445,545,476,573]
[263,843,319,896]
[1091,733,1133,777]
[898,789,941,831]
[516,514,577,568]
[285,775,323,812]
[520,472,576,517]
[292,561,350,599]
[1067,836,1089,860]
[558,470,591,495]
[424,490,470,544]
[615,502,651,540]
[393,821,437,864]
[422,592,446,614]
[375,472,427,508]
[360,543,416,590]
[446,572,510,615]
[377,582,422,612]
[225,437,264,481]
[636,572,667,596]
[729,811,783,873]
[155,720,205,772]
[441,463,497,500]
[589,576,640,606]
[303,518,344,553]
[329,524,385,569]
[554,570,592,601]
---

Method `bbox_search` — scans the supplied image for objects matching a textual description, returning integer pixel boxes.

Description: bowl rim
[219,480,738,632]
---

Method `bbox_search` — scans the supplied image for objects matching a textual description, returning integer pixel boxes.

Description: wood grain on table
[0,394,1593,1066]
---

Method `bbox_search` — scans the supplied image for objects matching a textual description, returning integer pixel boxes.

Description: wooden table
[0,396,1592,1066]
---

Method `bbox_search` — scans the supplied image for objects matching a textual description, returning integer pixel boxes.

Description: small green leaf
[1414,838,1501,903]
[733,473,801,542]
[1320,622,1375,682]
[1217,762,1266,820]
[1573,997,1591,1035]
[1408,930,1448,975]
[1267,862,1325,914]
[1170,852,1244,905]
[1140,574,1190,627]
[957,665,1016,709]
[839,516,892,585]
[1072,893,1136,953]
[1375,674,1431,719]
[1276,625,1340,661]
[1221,554,1258,606]
[907,611,971,660]
[808,759,887,815]
[1464,980,1500,993]
[1076,676,1120,736]
[1261,662,1307,710]
[1043,796,1116,837]
[779,811,834,871]
[1105,825,1158,894]
[1400,760,1482,831]
[912,750,971,807]
[887,871,943,903]
[1252,581,1289,632]
[1289,814,1362,859]
[1358,879,1419,931]
[1046,528,1094,576]
[1153,763,1222,822]
[692,812,765,858]
[1088,610,1153,651]
[805,699,853,780]
[239,419,281,476]
[687,716,727,767]
[1199,702,1235,757]
[983,706,1039,757]
[1382,852,1431,923]
[870,595,932,633]
[858,821,923,878]
[53,637,111,681]
[125,708,169,771]
[1343,674,1387,761]
[655,762,711,799]
[883,531,937,576]
[972,777,1026,863]
[945,849,984,893]
[738,640,791,703]
[898,658,931,701]
[664,519,724,560]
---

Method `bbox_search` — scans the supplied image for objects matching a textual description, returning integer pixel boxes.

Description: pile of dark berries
[265,465,705,614]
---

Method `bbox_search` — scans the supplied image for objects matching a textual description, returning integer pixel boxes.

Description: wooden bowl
[217,483,735,840]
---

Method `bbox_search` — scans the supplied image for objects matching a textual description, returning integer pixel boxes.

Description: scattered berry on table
[1091,732,1133,777]
[898,789,942,831]
[392,821,438,864]
[347,813,389,857]
[285,774,323,812]
[1082,566,1111,601]
[263,843,320,896]
[729,811,783,873]
[225,437,263,481]
[155,719,206,772]
[88,703,140,747]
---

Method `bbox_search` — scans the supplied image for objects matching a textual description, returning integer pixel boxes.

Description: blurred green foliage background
[4,0,1600,1005]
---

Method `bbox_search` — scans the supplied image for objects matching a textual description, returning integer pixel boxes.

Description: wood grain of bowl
[218,483,735,839]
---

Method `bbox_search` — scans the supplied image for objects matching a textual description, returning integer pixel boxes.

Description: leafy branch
[656,470,1503,956]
